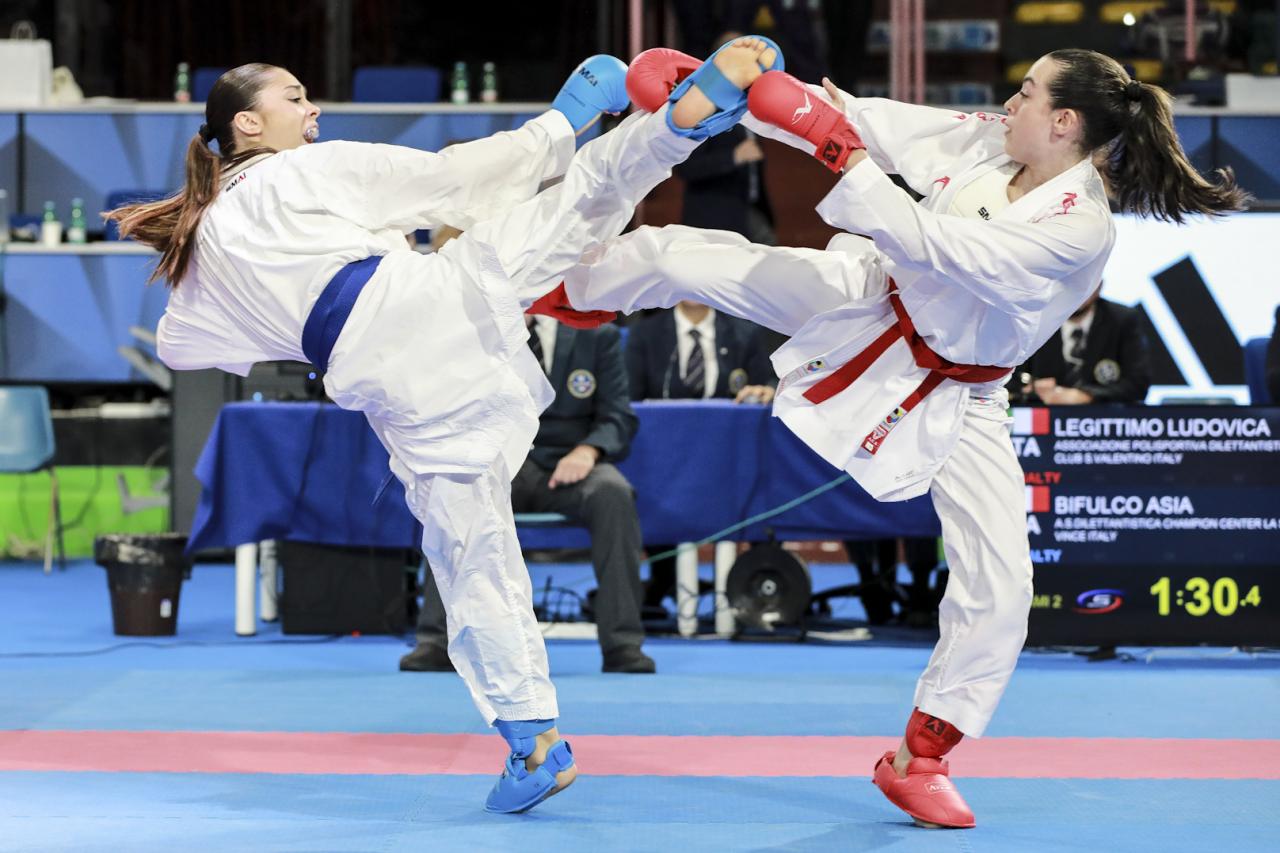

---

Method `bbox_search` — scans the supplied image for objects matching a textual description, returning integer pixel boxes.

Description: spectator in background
[1011,285,1153,405]
[1267,305,1280,402]
[672,1,825,84]
[1228,0,1277,74]
[671,28,789,359]
[626,298,777,616]
[676,30,776,245]
[823,2,875,99]
[403,233,654,675]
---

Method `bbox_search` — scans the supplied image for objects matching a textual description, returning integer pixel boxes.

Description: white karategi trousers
[565,225,1031,737]
[327,112,697,725]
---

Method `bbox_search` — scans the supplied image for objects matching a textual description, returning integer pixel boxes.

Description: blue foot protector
[552,55,630,135]
[484,718,576,815]
[665,35,784,141]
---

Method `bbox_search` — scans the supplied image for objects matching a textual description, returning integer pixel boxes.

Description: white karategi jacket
[156,113,575,477]
[744,94,1116,501]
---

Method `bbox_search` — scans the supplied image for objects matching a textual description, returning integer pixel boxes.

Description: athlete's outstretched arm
[819,157,1113,313]
[284,118,574,235]
[744,82,1005,195]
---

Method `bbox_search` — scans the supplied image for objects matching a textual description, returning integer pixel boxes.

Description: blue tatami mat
[2,560,1278,852]
[1,773,1275,853]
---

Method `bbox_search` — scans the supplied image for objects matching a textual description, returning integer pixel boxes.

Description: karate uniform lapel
[217,152,273,191]
[926,152,1011,213]
[995,157,1095,222]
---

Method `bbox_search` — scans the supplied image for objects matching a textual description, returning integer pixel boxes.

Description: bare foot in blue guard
[485,721,578,814]
[668,36,781,137]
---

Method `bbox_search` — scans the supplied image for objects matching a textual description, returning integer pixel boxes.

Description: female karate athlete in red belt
[568,46,1247,827]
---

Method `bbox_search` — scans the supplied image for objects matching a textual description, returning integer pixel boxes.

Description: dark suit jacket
[625,310,777,401]
[1267,306,1280,402]
[1011,298,1152,404]
[675,125,773,238]
[529,323,638,470]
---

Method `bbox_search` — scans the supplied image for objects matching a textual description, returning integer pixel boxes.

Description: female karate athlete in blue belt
[107,38,783,814]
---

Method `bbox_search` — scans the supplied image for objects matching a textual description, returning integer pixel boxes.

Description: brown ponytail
[103,63,279,286]
[1047,49,1250,223]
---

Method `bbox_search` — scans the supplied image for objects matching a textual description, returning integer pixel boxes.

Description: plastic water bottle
[174,62,191,103]
[41,200,62,246]
[480,62,498,103]
[67,197,87,244]
[450,62,470,105]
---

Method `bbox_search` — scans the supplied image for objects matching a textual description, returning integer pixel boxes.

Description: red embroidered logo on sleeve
[1031,191,1081,223]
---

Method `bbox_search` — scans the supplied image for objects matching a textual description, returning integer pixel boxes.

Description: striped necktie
[684,328,705,397]
[1063,327,1085,386]
[527,320,547,374]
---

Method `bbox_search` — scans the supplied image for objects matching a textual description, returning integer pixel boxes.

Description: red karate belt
[802,280,1010,455]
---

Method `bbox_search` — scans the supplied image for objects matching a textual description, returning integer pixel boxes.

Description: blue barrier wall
[3,107,1276,220]
[0,246,167,382]
[8,107,550,220]
[0,113,17,211]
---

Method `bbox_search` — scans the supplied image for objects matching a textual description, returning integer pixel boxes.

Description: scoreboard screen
[1017,406,1280,646]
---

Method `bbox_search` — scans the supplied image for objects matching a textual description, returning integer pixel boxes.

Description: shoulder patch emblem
[567,368,596,399]
[1094,359,1121,384]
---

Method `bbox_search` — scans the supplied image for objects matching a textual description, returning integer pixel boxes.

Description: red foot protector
[526,283,617,329]
[625,47,702,113]
[746,71,865,173]
[872,750,976,829]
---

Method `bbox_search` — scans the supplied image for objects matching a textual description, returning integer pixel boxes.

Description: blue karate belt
[300,255,383,372]
[300,255,401,512]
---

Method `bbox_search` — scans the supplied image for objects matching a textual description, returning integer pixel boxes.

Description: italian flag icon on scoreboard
[1025,485,1051,514]
[1012,407,1050,436]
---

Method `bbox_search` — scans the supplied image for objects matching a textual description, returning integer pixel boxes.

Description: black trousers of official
[843,537,940,624]
[415,457,646,654]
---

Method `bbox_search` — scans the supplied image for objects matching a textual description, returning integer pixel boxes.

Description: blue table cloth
[188,400,941,552]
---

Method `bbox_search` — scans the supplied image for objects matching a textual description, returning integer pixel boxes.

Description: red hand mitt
[747,71,865,173]
[625,47,702,112]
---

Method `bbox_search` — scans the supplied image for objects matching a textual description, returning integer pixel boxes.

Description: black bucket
[94,533,191,636]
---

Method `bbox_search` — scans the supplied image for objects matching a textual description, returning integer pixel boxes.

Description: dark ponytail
[103,63,279,285]
[1047,48,1250,223]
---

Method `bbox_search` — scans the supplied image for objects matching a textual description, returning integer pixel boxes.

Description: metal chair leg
[43,471,55,574]
[51,468,66,570]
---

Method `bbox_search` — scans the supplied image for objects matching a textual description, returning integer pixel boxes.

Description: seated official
[402,312,654,675]
[625,300,778,615]
[842,537,943,629]
[626,300,777,404]
[1011,285,1152,405]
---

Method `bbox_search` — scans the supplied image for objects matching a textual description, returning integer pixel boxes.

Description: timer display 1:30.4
[1149,576,1262,617]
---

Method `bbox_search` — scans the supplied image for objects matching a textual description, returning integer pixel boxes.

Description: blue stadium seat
[103,190,170,240]
[193,67,228,102]
[1243,337,1271,404]
[352,66,443,103]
